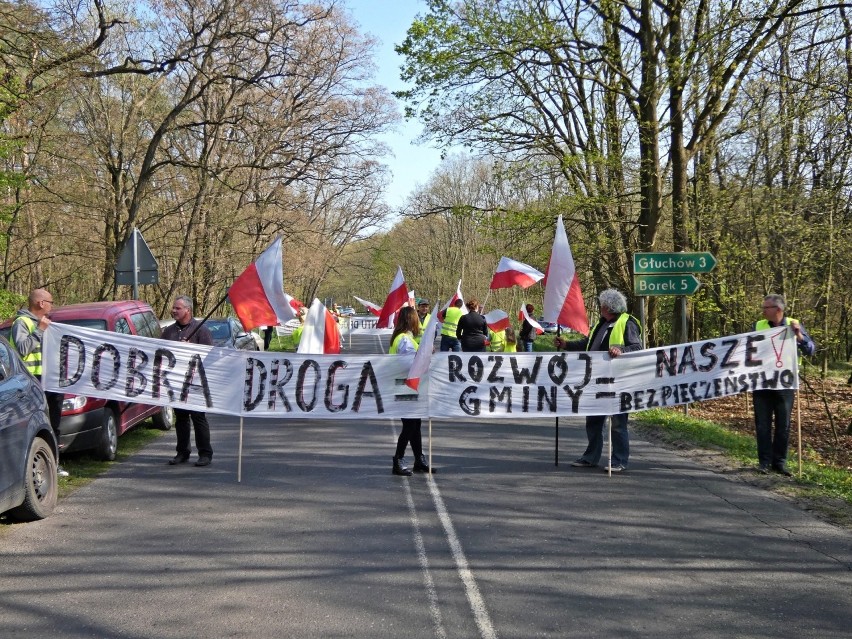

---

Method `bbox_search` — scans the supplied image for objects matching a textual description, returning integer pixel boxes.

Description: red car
[2,300,174,460]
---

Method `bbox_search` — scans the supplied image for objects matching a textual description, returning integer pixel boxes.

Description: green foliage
[0,289,26,321]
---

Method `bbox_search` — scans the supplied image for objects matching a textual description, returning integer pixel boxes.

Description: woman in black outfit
[456,298,488,352]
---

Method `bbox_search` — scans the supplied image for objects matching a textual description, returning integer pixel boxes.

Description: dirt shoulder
[632,420,852,531]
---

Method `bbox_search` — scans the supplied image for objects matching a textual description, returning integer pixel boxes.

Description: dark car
[206,317,259,351]
[1,300,174,461]
[0,336,58,521]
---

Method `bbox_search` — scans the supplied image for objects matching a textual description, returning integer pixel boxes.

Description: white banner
[41,324,798,420]
[340,315,394,335]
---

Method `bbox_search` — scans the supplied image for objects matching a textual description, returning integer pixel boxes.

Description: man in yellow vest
[438,298,464,352]
[554,288,642,472]
[416,298,431,344]
[752,294,815,476]
[11,288,68,476]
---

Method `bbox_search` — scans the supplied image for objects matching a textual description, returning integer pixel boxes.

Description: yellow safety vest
[415,313,431,344]
[11,315,41,376]
[756,317,803,365]
[441,306,463,337]
[587,313,640,349]
[390,331,418,354]
[488,329,506,352]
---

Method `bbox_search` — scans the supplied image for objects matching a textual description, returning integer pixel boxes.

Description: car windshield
[56,319,108,331]
[206,321,231,340]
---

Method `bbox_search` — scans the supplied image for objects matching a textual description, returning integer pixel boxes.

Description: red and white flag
[284,293,305,315]
[377,266,409,329]
[405,303,440,391]
[519,303,545,335]
[228,237,297,331]
[484,309,511,332]
[489,257,545,290]
[297,299,341,355]
[542,215,589,335]
[440,280,468,314]
[353,295,382,317]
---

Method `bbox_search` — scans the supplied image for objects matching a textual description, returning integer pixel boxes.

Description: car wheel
[9,436,58,521]
[152,405,174,431]
[96,407,118,461]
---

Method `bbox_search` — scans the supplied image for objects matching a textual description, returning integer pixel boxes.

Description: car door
[112,313,150,427]
[0,340,27,504]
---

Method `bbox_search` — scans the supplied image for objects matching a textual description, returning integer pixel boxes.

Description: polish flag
[405,303,439,391]
[439,280,468,315]
[284,293,305,315]
[228,237,297,330]
[377,267,409,329]
[489,257,545,290]
[353,295,382,317]
[297,299,341,355]
[484,309,511,332]
[542,215,589,335]
[519,303,545,335]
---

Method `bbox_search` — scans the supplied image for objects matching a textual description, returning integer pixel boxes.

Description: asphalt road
[1,333,850,638]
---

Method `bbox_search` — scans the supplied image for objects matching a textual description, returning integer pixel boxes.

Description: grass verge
[633,408,852,522]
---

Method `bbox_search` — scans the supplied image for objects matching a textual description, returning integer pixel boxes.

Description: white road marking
[426,475,498,639]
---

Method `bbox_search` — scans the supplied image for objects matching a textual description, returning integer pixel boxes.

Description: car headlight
[62,395,88,411]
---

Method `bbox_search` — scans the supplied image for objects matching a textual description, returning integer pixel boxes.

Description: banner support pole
[555,417,559,466]
[237,416,244,483]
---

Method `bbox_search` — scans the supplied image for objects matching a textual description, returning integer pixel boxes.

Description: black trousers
[44,390,64,452]
[174,409,213,458]
[753,389,794,467]
[395,418,423,459]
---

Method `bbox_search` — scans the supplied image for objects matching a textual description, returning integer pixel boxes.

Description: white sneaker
[604,464,625,473]
[57,466,69,477]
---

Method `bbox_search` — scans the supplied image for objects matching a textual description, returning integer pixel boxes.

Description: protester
[416,298,431,344]
[519,303,537,352]
[488,326,506,352]
[554,289,642,472]
[389,306,431,475]
[291,308,306,348]
[456,298,488,352]
[161,295,215,467]
[10,288,68,477]
[752,294,815,476]
[439,298,464,352]
[503,326,518,352]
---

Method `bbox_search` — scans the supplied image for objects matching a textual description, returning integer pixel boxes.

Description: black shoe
[169,454,190,465]
[772,463,792,477]
[756,464,770,475]
[392,456,412,476]
[194,456,212,467]
[413,455,434,473]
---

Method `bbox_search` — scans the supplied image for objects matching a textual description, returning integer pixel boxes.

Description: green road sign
[633,274,701,296]
[633,252,717,274]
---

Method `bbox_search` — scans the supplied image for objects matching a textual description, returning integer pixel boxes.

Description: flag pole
[607,417,612,477]
[428,419,433,474]
[481,289,492,312]
[237,416,244,483]
[555,417,559,466]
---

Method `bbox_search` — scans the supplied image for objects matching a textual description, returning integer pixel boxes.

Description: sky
[343,0,446,209]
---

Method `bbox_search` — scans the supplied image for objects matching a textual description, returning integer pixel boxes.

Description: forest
[1,0,850,374]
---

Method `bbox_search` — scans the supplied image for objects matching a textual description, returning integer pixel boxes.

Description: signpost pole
[132,228,139,301]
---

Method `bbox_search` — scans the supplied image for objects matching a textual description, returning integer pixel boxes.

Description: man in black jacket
[161,295,215,467]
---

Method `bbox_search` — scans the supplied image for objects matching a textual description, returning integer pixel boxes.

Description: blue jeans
[753,389,794,467]
[578,414,629,467]
[523,340,534,352]
[440,335,461,352]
